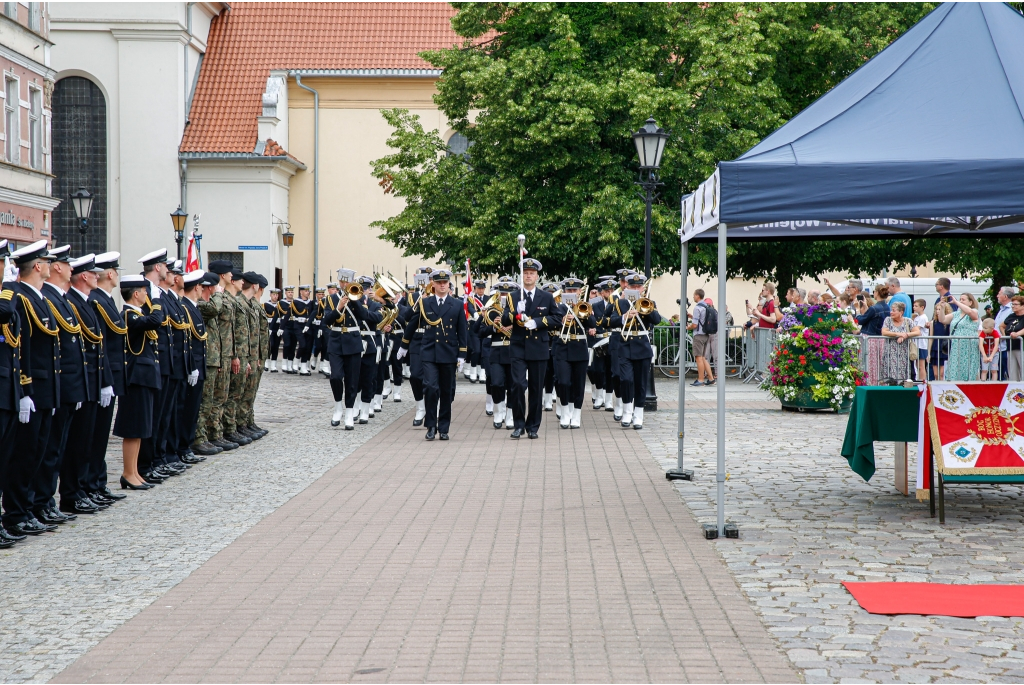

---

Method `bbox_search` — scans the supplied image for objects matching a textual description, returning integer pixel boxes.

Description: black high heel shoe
[120,476,153,490]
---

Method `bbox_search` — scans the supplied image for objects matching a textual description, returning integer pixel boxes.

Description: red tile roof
[180,2,462,154]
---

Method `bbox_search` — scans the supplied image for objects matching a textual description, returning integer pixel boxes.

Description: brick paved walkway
[54,396,795,683]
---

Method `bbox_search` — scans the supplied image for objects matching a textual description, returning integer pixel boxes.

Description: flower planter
[761,303,863,412]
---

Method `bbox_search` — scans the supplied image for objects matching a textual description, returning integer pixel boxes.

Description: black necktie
[528,292,533,306]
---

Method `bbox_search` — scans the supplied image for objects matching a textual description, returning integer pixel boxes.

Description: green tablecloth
[841,386,920,481]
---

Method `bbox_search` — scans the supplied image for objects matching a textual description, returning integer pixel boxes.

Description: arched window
[51,76,107,254]
[446,132,473,158]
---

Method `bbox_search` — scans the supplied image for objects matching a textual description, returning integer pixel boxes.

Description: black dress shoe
[412,418,424,427]
[89,493,114,507]
[62,499,100,514]
[527,431,539,439]
[0,536,12,548]
[36,508,66,525]
[485,410,493,416]
[212,438,239,451]
[0,526,26,543]
[180,454,201,465]
[511,428,523,439]
[140,471,164,484]
[100,487,127,500]
[439,433,449,441]
[51,506,76,521]
[120,476,153,490]
[425,427,436,440]
[9,519,55,535]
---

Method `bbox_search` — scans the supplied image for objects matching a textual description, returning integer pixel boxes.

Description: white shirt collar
[43,281,65,296]
[125,303,141,313]
[72,287,90,301]
[523,287,536,296]
[21,281,42,298]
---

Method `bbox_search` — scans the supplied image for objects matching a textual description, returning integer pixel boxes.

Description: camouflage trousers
[239,359,261,427]
[203,365,232,441]
[224,363,250,434]
[195,365,219,444]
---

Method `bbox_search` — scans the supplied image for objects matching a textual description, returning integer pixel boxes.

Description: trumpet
[345,283,363,299]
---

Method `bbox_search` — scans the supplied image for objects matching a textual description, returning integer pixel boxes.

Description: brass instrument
[636,297,656,315]
[575,300,593,318]
[483,292,512,337]
[345,283,363,299]
[372,273,404,330]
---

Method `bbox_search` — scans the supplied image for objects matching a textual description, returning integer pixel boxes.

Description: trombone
[558,282,591,340]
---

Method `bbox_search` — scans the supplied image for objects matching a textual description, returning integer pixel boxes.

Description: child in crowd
[912,299,929,381]
[930,302,951,380]
[979,318,1001,380]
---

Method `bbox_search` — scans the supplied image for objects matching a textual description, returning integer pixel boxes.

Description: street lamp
[70,187,94,235]
[633,117,669,412]
[282,228,294,247]
[170,206,188,261]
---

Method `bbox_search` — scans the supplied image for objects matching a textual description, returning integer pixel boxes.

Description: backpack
[699,302,719,335]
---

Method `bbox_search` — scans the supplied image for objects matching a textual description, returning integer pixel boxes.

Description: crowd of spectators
[740,274,1023,384]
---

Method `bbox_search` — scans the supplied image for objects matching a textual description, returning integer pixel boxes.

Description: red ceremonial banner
[927,382,1024,475]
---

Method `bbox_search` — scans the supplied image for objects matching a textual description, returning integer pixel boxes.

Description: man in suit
[500,259,562,439]
[3,241,62,537]
[37,245,91,520]
[397,269,468,440]
[62,255,116,515]
[322,269,382,429]
[87,252,131,500]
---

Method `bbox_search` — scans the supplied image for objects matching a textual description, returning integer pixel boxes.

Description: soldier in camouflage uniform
[222,270,253,446]
[237,272,265,438]
[197,261,235,450]
[191,272,225,456]
[252,275,270,428]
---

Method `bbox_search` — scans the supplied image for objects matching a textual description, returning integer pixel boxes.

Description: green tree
[371,2,939,284]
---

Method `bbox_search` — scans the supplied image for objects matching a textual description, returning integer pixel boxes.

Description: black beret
[208,260,233,275]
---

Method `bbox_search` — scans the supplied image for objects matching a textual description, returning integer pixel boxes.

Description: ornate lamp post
[170,206,188,261]
[70,187,94,235]
[632,117,669,411]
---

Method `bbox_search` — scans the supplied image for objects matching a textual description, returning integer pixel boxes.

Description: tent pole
[667,240,692,481]
[717,222,727,537]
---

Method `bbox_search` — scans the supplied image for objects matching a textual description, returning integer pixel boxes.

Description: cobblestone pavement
[54,388,795,683]
[642,379,1024,684]
[0,370,408,684]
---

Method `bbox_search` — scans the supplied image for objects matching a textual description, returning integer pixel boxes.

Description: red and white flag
[185,231,200,273]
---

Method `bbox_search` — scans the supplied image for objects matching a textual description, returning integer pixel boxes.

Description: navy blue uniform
[322,293,382,408]
[500,288,562,432]
[400,295,468,433]
[88,287,127,495]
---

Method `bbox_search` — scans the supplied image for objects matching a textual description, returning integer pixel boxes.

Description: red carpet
[844,582,1024,617]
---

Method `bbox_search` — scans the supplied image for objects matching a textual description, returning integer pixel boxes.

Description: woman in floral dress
[938,293,981,381]
[881,302,920,383]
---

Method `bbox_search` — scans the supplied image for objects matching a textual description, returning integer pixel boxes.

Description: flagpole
[517,234,525,297]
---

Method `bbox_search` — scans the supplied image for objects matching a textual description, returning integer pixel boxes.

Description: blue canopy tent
[673,2,1024,535]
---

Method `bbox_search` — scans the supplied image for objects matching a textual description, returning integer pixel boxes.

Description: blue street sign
[238,245,268,251]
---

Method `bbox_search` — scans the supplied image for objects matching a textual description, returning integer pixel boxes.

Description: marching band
[0,236,660,547]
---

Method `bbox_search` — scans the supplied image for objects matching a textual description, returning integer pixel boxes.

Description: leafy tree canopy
[371,2,1024,293]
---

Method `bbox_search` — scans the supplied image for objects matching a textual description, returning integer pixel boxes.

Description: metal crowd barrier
[652,325,747,378]
[855,334,1024,384]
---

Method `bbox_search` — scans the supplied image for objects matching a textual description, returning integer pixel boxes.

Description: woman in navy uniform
[500,259,562,439]
[322,270,382,429]
[552,278,597,430]
[607,273,661,429]
[114,275,166,489]
[397,269,468,440]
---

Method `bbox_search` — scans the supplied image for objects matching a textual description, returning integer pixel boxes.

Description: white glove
[75,402,82,411]
[277,329,284,337]
[18,396,34,423]
[457,359,465,373]
[188,369,199,386]
[525,318,538,330]
[99,386,113,407]
[302,326,309,334]
[396,348,408,361]
[517,299,526,314]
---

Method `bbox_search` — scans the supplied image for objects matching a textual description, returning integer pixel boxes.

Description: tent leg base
[702,524,718,539]
[666,469,694,481]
